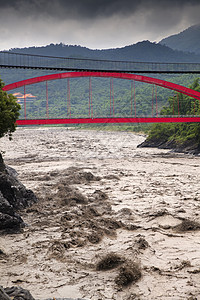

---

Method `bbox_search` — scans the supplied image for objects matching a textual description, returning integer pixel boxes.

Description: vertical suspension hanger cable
[90,77,93,118]
[112,78,114,117]
[24,85,26,120]
[134,80,136,117]
[88,77,91,117]
[110,78,112,117]
[131,80,133,117]
[67,78,71,118]
[173,95,175,116]
[46,81,49,119]
[177,92,180,116]
[67,79,68,117]
[152,84,154,117]
[155,85,158,117]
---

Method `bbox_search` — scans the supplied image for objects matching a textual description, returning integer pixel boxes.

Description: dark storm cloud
[0,0,200,50]
[0,0,200,19]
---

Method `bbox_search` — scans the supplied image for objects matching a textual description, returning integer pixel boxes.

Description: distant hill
[8,40,200,63]
[160,24,200,55]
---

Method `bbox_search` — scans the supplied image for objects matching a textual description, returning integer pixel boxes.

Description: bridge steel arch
[3,71,200,101]
[3,71,200,125]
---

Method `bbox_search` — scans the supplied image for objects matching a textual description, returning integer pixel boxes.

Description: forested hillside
[139,78,200,153]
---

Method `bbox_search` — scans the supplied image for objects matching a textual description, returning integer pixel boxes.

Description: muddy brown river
[1,127,200,300]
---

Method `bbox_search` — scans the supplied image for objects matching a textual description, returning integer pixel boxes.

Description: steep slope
[160,24,200,55]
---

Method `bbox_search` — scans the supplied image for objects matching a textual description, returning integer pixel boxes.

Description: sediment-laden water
[1,127,200,300]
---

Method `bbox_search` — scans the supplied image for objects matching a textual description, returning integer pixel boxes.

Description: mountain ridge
[7,40,200,63]
[160,24,200,55]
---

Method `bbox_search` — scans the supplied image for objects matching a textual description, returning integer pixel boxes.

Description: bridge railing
[1,51,200,73]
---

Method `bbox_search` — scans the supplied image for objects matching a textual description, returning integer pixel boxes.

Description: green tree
[147,78,200,150]
[0,78,21,140]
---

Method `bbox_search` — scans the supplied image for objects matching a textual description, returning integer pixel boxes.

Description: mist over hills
[160,24,200,55]
[8,39,200,63]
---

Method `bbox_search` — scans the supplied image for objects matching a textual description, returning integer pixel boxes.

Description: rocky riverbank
[138,136,200,155]
[0,155,37,299]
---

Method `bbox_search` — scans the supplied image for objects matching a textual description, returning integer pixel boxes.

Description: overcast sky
[0,0,200,50]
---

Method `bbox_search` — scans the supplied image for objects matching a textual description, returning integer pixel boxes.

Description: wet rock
[6,165,19,178]
[137,138,167,149]
[0,154,6,172]
[0,191,14,215]
[138,137,200,154]
[0,211,24,231]
[0,286,11,300]
[0,172,37,210]
[0,191,24,230]
[4,286,35,300]
[0,153,37,231]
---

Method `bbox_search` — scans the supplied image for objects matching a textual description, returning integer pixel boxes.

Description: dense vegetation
[145,78,200,152]
[0,78,20,140]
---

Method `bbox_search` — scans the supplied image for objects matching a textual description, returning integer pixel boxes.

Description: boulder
[0,153,37,231]
[0,286,11,300]
[1,286,35,300]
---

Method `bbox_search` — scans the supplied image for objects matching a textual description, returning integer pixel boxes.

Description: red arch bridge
[3,71,200,125]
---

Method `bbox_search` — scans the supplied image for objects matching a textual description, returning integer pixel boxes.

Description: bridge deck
[1,51,200,73]
[16,117,200,126]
